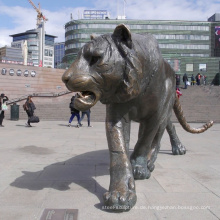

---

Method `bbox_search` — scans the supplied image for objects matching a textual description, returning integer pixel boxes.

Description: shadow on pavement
[159,150,174,155]
[10,147,176,210]
[10,149,110,205]
[58,123,79,128]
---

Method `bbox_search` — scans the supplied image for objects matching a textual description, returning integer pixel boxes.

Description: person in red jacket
[176,88,182,99]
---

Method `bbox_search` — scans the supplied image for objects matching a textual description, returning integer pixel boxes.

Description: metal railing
[6,90,73,105]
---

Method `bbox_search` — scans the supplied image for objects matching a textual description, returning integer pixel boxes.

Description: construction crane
[27,0,48,27]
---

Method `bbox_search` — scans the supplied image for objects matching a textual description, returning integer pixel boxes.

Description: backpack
[23,103,28,111]
[69,101,74,109]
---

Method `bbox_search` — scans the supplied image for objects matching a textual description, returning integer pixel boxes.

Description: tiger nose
[62,69,72,84]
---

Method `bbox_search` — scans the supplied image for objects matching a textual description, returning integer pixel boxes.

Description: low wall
[0,63,106,122]
[1,63,219,123]
[0,63,66,100]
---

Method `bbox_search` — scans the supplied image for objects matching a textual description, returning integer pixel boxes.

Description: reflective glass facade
[10,30,56,68]
[64,19,220,84]
[54,42,65,68]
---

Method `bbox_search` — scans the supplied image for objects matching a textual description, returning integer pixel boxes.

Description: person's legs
[0,111,4,126]
[27,118,31,126]
[26,111,33,127]
[76,113,82,126]
[68,113,76,126]
[79,112,86,125]
[87,112,91,127]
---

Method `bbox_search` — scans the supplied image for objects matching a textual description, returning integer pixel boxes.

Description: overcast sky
[0,0,220,47]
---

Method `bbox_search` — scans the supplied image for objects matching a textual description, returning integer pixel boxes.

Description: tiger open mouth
[74,91,97,111]
[76,91,96,105]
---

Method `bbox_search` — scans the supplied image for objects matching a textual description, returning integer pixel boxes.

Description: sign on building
[83,10,108,19]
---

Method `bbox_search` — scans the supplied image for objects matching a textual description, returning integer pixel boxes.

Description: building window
[44,49,48,56]
[199,64,207,72]
[65,23,210,32]
[44,49,53,57]
[159,44,209,50]
[167,59,181,72]
[49,50,53,57]
[181,54,209,57]
[154,34,209,41]
[186,64,193,71]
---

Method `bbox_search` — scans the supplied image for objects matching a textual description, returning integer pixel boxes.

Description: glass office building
[54,42,65,68]
[64,16,220,84]
[10,29,56,68]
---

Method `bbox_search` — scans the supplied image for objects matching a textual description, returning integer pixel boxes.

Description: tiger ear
[113,24,132,49]
[90,34,96,40]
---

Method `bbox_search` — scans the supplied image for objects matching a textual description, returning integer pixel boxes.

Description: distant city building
[208,13,220,22]
[0,46,33,65]
[63,15,220,83]
[9,26,56,68]
[54,42,65,68]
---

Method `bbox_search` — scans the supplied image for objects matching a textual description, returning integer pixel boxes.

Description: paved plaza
[0,120,220,220]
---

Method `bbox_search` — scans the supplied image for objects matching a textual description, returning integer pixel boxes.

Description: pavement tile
[0,206,41,220]
[152,168,209,193]
[0,120,219,220]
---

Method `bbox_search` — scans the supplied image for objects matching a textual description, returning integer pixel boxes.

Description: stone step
[4,86,220,123]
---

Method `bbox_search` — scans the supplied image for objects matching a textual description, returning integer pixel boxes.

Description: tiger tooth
[78,92,83,98]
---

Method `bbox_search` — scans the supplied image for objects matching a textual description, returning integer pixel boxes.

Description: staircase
[4,85,220,123]
[4,92,106,122]
[171,85,220,123]
[33,98,106,122]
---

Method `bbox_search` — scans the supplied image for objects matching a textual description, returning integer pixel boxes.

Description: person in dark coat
[0,93,9,127]
[68,95,82,127]
[183,73,188,89]
[175,74,180,90]
[191,74,195,86]
[24,96,36,127]
[197,73,201,85]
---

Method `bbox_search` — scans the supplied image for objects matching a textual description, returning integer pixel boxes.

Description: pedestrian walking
[79,109,92,127]
[68,95,82,127]
[176,88,182,99]
[191,74,195,86]
[196,73,201,85]
[183,73,188,89]
[23,96,36,127]
[203,75,207,85]
[176,74,180,90]
[0,93,9,127]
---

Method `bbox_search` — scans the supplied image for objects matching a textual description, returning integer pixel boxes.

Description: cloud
[43,7,87,42]
[0,4,87,47]
[0,5,37,47]
[94,0,220,20]
[1,0,220,47]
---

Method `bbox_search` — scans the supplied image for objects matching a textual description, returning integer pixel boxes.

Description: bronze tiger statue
[62,24,213,211]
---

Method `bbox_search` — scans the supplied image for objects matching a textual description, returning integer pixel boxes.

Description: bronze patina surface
[62,24,213,212]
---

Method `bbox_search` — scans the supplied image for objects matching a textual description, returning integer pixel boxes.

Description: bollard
[10,103,19,120]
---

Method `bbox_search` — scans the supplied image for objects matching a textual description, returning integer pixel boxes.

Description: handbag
[29,115,40,123]
[1,103,8,111]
